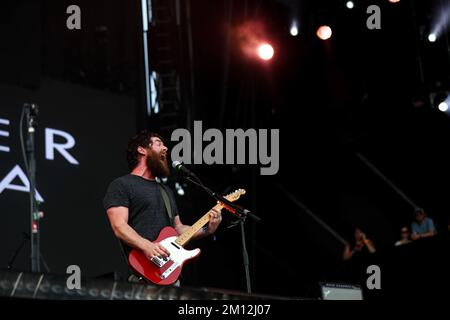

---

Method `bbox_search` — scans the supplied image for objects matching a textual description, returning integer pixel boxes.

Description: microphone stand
[7,232,29,270]
[7,232,50,272]
[25,104,41,273]
[182,173,260,294]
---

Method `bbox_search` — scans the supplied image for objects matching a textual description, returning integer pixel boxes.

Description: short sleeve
[103,179,130,211]
[427,218,436,232]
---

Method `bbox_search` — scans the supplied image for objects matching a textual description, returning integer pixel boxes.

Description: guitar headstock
[224,189,246,202]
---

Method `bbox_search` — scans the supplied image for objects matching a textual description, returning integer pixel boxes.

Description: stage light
[438,102,448,112]
[431,91,450,112]
[429,5,450,44]
[389,0,400,3]
[346,1,354,9]
[428,33,437,42]
[317,25,332,40]
[257,43,274,60]
[236,22,275,61]
[290,22,299,36]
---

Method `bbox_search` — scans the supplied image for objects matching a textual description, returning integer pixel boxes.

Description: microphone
[172,161,198,179]
[24,103,39,116]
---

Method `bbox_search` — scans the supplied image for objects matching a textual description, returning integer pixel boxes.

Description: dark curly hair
[126,130,164,170]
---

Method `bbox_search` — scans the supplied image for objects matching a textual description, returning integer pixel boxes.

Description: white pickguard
[154,236,200,279]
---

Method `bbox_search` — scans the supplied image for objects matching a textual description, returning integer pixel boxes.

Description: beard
[146,149,170,178]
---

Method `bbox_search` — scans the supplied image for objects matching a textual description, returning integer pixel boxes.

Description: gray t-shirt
[103,174,179,256]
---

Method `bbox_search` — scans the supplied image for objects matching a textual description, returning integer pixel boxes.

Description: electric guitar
[128,189,246,285]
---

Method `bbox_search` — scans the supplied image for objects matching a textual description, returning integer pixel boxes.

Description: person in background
[343,227,376,261]
[411,208,436,241]
[395,226,412,246]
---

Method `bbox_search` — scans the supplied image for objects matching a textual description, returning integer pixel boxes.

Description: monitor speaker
[318,282,363,300]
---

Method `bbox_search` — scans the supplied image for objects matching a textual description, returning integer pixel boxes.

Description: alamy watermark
[64,4,380,31]
[170,121,279,176]
[66,264,81,290]
[366,5,381,30]
[366,265,381,290]
[66,5,81,30]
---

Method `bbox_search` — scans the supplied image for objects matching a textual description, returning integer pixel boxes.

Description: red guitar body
[128,226,201,285]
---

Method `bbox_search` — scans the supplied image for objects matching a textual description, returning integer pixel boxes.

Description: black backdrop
[0,78,136,278]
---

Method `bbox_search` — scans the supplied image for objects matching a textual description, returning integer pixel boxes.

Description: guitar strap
[157,182,182,285]
[157,182,174,226]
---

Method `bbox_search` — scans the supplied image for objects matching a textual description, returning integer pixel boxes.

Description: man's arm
[173,217,209,240]
[411,220,437,240]
[424,219,437,237]
[106,206,170,258]
[411,223,420,240]
[173,209,222,240]
[363,239,377,253]
[361,233,376,253]
[342,242,354,261]
[417,231,436,238]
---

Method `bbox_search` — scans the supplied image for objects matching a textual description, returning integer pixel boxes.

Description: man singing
[103,131,222,284]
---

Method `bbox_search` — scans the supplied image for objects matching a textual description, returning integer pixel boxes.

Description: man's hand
[354,241,364,251]
[143,241,170,260]
[207,208,222,234]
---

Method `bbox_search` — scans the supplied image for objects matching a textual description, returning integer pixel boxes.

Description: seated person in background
[343,227,376,261]
[395,226,412,246]
[411,208,436,240]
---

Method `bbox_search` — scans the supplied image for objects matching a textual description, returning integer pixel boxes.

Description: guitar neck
[175,203,223,247]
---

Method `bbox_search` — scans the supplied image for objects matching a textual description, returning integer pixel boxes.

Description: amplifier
[318,282,363,300]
